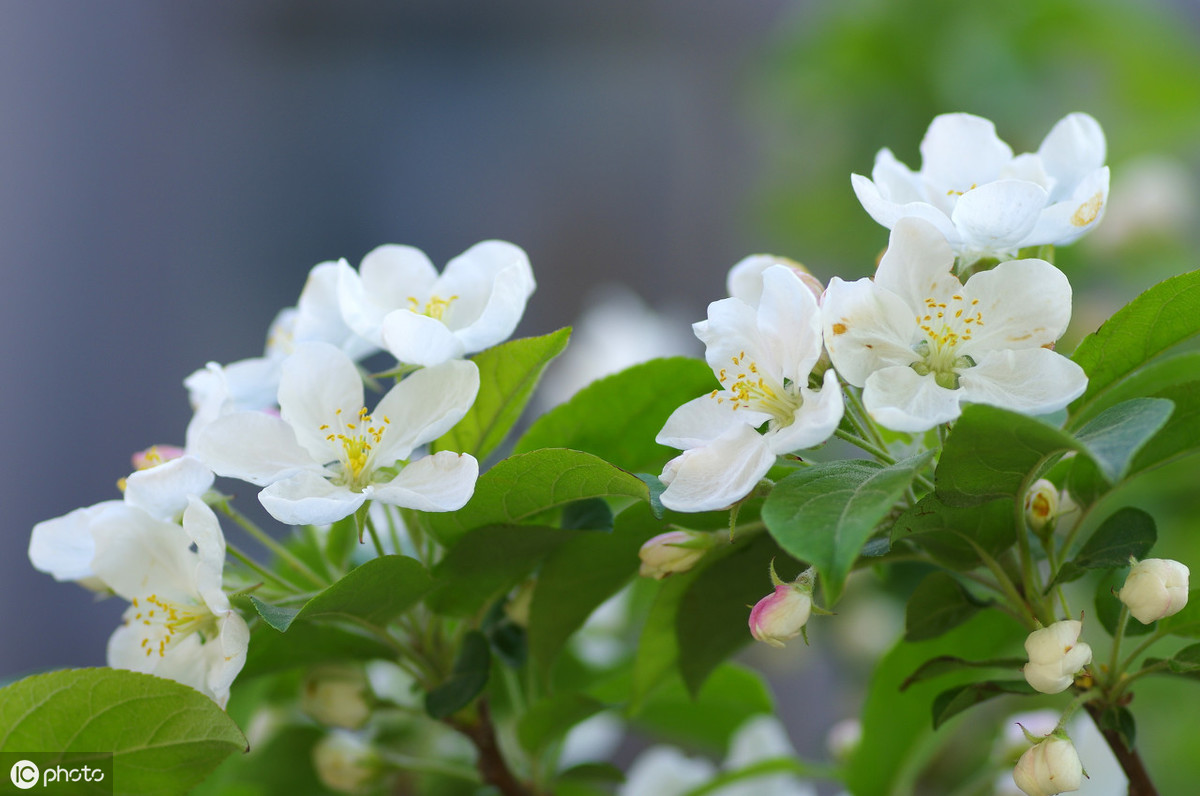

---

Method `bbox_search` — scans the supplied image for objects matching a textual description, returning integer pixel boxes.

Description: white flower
[337,240,536,366]
[822,218,1087,432]
[193,342,480,525]
[637,530,716,579]
[1022,620,1092,694]
[852,112,1109,260]
[92,497,249,707]
[302,665,373,730]
[621,747,715,796]
[1119,558,1190,624]
[1013,736,1084,796]
[656,264,844,512]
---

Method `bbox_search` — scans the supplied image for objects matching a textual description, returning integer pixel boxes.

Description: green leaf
[1131,377,1200,473]
[426,524,574,616]
[892,494,1015,571]
[931,679,1039,730]
[1094,570,1155,638]
[431,328,571,461]
[904,572,990,642]
[676,533,783,696]
[251,555,433,632]
[1161,590,1200,638]
[1051,507,1156,586]
[1072,398,1173,483]
[561,498,615,531]
[529,503,659,678]
[239,623,394,679]
[763,453,933,604]
[1145,644,1200,681]
[1097,704,1137,749]
[0,668,246,796]
[936,406,1081,507]
[324,516,358,573]
[425,631,492,719]
[1070,269,1200,425]
[900,655,1026,691]
[428,448,651,544]
[517,694,607,755]
[630,567,701,713]
[514,357,718,473]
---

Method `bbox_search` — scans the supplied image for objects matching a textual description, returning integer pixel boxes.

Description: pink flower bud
[1119,558,1189,624]
[749,584,812,648]
[1012,736,1083,796]
[638,531,712,579]
[131,444,186,471]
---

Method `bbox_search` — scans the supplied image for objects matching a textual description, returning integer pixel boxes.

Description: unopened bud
[749,568,815,648]
[302,665,373,729]
[638,530,715,579]
[312,731,380,794]
[1012,735,1083,796]
[1024,479,1059,535]
[1022,620,1092,694]
[1119,557,1189,624]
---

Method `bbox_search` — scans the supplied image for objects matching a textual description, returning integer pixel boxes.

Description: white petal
[192,411,324,486]
[205,610,250,708]
[1022,167,1110,247]
[822,277,920,387]
[1038,112,1106,202]
[767,368,845,454]
[441,240,536,300]
[278,342,367,459]
[870,148,926,205]
[107,622,159,675]
[950,180,1047,255]
[29,501,124,583]
[755,265,824,384]
[123,456,215,520]
[380,309,466,366]
[370,451,480,512]
[658,425,777,513]
[959,258,1073,353]
[452,262,537,354]
[182,498,228,611]
[864,366,963,432]
[294,261,378,360]
[91,507,197,604]
[336,258,387,346]
[259,471,366,526]
[850,173,960,242]
[873,218,961,312]
[371,359,481,463]
[699,296,778,379]
[360,244,439,305]
[726,254,778,305]
[657,394,768,449]
[959,348,1088,416]
[919,113,1013,191]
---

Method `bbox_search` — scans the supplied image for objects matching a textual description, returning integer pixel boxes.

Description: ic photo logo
[9,760,38,790]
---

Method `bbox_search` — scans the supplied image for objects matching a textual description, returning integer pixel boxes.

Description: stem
[364,511,387,558]
[1013,472,1052,625]
[1108,605,1130,684]
[214,500,327,589]
[1120,628,1169,674]
[379,751,480,783]
[1083,701,1159,796]
[447,699,532,796]
[965,538,1037,628]
[834,427,896,465]
[225,541,295,591]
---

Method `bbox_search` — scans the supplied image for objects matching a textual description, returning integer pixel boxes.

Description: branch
[1083,702,1158,796]
[447,699,533,796]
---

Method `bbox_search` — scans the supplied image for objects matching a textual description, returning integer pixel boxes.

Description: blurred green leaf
[427,525,572,616]
[1073,398,1173,482]
[900,655,1026,691]
[517,694,607,756]
[931,680,1039,730]
[431,328,570,461]
[1161,590,1200,638]
[892,494,1015,571]
[426,631,492,719]
[240,623,394,679]
[1051,507,1156,586]
[630,566,701,713]
[905,572,990,642]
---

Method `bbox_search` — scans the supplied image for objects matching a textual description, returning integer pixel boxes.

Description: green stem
[225,541,295,591]
[379,751,481,783]
[1014,471,1052,625]
[966,538,1037,629]
[1108,605,1130,685]
[843,383,888,451]
[364,510,387,558]
[214,500,327,588]
[1120,627,1170,674]
[834,428,895,465]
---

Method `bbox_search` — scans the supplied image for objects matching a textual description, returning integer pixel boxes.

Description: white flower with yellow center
[852,112,1109,261]
[193,342,480,525]
[822,218,1087,432]
[92,497,248,708]
[337,240,536,367]
[656,265,843,512]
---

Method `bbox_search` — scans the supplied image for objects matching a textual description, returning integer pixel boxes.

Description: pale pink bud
[131,444,187,471]
[638,530,713,579]
[1012,736,1083,796]
[1119,558,1190,624]
[749,584,812,648]
[1024,479,1059,534]
[1022,620,1092,694]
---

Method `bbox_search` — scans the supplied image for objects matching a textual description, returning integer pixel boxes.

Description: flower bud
[1012,736,1083,796]
[638,530,714,579]
[749,574,814,649]
[302,665,373,729]
[1119,557,1189,624]
[312,731,380,794]
[1022,620,1092,694]
[1024,479,1059,535]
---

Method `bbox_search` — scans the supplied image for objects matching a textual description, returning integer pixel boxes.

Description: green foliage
[517,694,607,756]
[930,680,1039,730]
[515,357,718,473]
[425,631,492,719]
[904,572,990,641]
[427,448,650,544]
[426,524,570,616]
[0,669,246,796]
[892,494,1015,571]
[240,623,394,679]
[763,453,933,604]
[1051,507,1157,586]
[431,328,571,461]
[1161,590,1200,638]
[900,655,1026,691]
[630,567,701,712]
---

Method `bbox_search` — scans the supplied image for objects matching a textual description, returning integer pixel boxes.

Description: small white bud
[638,530,714,579]
[1024,479,1060,534]
[302,665,373,730]
[1022,620,1092,694]
[1012,736,1083,796]
[312,731,379,794]
[1119,558,1189,624]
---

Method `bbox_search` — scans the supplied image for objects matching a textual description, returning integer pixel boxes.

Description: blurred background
[3,0,1200,792]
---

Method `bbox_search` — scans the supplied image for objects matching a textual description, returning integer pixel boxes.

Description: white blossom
[1119,558,1190,624]
[1022,620,1092,694]
[1013,736,1084,796]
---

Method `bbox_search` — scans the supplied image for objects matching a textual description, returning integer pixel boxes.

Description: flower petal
[91,507,196,604]
[380,309,467,366]
[959,348,1087,416]
[29,501,124,583]
[370,451,480,511]
[1022,167,1110,247]
[959,258,1073,353]
[278,342,367,459]
[182,497,229,612]
[658,425,776,513]
[919,113,1013,191]
[850,173,960,241]
[192,410,324,486]
[657,394,768,449]
[1038,112,1106,202]
[370,359,481,463]
[698,296,777,379]
[873,217,961,312]
[755,265,824,384]
[863,365,962,432]
[259,471,366,526]
[123,456,215,521]
[950,180,1047,256]
[870,148,926,205]
[767,368,845,454]
[822,277,920,387]
[437,240,536,353]
[294,261,378,360]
